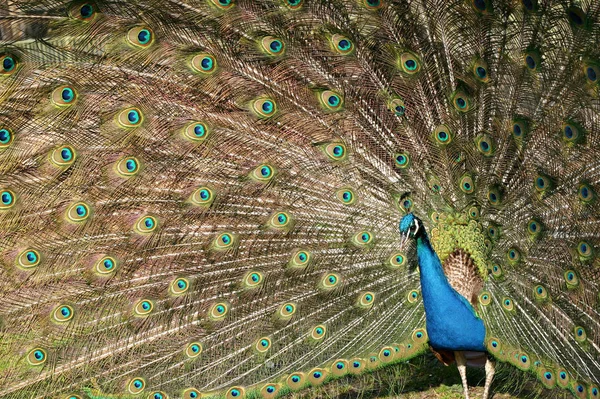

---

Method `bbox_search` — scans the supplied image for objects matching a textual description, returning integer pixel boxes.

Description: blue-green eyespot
[0,53,19,75]
[51,85,77,106]
[95,256,118,274]
[117,107,143,128]
[252,98,277,118]
[66,201,91,223]
[310,324,327,341]
[0,189,16,210]
[183,121,210,143]
[185,342,202,358]
[190,186,215,206]
[261,36,285,56]
[319,90,343,111]
[17,249,41,269]
[134,299,154,316]
[50,145,77,167]
[399,51,421,74]
[127,378,146,394]
[324,143,347,161]
[53,304,74,322]
[170,277,190,295]
[135,215,158,234]
[209,302,229,320]
[331,34,354,55]
[27,348,47,365]
[388,98,406,116]
[127,27,154,48]
[191,53,217,74]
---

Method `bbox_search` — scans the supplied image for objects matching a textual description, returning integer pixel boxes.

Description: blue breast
[416,235,487,352]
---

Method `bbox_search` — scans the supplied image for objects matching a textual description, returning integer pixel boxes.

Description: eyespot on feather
[524,50,541,71]
[127,378,146,394]
[388,252,407,269]
[352,231,373,247]
[289,250,311,268]
[170,277,190,295]
[473,58,490,82]
[357,291,375,308]
[331,34,354,55]
[308,368,327,386]
[282,0,303,9]
[182,388,201,399]
[459,174,475,194]
[243,271,263,288]
[95,256,117,274]
[388,98,406,116]
[148,391,168,399]
[252,98,277,118]
[213,232,236,250]
[209,302,229,320]
[319,90,343,112]
[183,122,210,142]
[0,127,14,149]
[277,302,296,319]
[319,273,341,290]
[362,0,383,10]
[127,27,154,48]
[331,359,349,377]
[0,53,19,75]
[269,211,292,229]
[16,249,41,269]
[399,51,421,74]
[451,90,472,112]
[66,201,91,223]
[210,0,235,10]
[478,291,492,306]
[251,163,275,182]
[324,143,347,161]
[254,337,271,353]
[190,186,215,206]
[433,125,452,145]
[117,107,143,128]
[27,348,47,365]
[336,188,357,205]
[191,54,217,74]
[50,145,77,167]
[310,324,326,341]
[260,383,282,398]
[261,36,285,56]
[185,342,202,358]
[134,299,154,316]
[134,215,158,234]
[51,85,77,107]
[52,304,74,322]
[0,189,16,210]
[70,2,98,21]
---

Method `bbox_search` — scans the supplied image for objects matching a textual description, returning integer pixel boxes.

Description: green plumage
[0,1,599,398]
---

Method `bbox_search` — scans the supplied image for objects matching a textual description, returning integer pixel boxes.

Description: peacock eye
[191,54,217,74]
[127,27,154,48]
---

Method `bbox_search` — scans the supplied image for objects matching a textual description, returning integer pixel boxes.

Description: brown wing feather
[442,249,483,307]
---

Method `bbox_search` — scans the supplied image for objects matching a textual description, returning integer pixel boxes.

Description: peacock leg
[454,351,470,399]
[483,356,496,399]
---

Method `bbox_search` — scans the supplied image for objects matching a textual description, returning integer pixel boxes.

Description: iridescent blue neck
[415,231,487,352]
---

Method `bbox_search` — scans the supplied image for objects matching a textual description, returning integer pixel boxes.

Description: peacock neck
[416,233,449,287]
[416,232,460,316]
[414,230,487,352]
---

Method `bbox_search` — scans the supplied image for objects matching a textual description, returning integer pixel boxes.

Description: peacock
[1,0,600,398]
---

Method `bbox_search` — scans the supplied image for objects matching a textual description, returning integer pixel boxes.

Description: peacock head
[399,213,424,249]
